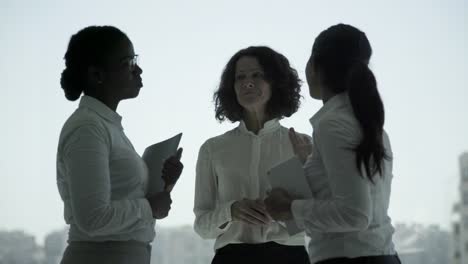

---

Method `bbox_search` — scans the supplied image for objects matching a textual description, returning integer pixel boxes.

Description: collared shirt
[193,119,307,251]
[291,93,396,263]
[56,95,155,243]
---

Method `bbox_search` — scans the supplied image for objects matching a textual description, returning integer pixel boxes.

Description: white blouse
[291,93,397,263]
[56,96,155,243]
[193,119,307,251]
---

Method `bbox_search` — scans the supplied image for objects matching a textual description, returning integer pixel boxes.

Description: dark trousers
[60,240,152,264]
[316,255,401,264]
[212,242,310,264]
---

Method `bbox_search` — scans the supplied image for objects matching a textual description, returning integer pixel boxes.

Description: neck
[320,86,337,104]
[88,92,119,112]
[242,109,269,134]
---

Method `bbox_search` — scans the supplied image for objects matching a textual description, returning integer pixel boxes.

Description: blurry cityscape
[0,223,452,264]
[2,152,467,264]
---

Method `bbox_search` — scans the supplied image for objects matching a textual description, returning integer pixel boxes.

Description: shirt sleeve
[63,124,154,237]
[291,119,372,233]
[193,141,236,239]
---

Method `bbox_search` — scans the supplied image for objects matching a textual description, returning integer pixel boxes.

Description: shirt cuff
[291,199,310,230]
[218,200,236,231]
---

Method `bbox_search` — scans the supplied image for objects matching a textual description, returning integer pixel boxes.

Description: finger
[237,213,266,225]
[163,163,183,173]
[176,148,183,160]
[252,201,274,221]
[240,207,269,224]
[288,128,299,145]
[288,128,301,151]
[250,201,268,214]
[164,158,180,166]
[163,162,183,170]
[237,214,261,225]
[290,127,299,139]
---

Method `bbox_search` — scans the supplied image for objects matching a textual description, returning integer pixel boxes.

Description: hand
[264,188,294,221]
[231,198,272,225]
[162,148,184,192]
[288,128,313,164]
[147,191,172,219]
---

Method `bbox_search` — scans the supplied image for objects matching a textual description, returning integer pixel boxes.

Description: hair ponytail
[347,61,388,181]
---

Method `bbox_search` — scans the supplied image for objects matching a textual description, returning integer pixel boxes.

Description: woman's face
[234,56,272,113]
[305,56,322,100]
[101,39,143,101]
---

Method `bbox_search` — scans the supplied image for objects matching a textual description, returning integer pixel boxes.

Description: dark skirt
[315,254,401,264]
[212,241,310,264]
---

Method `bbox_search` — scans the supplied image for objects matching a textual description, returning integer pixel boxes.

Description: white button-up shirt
[56,96,155,243]
[194,119,306,251]
[291,93,396,263]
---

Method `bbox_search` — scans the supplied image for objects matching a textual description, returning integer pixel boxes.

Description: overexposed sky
[1,0,467,244]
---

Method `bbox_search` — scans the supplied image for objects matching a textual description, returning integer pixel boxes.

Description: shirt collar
[238,118,281,136]
[79,95,123,128]
[310,92,349,128]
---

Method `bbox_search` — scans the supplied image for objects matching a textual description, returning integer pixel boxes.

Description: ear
[87,66,105,86]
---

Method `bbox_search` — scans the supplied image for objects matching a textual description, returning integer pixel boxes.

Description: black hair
[312,24,388,181]
[214,46,302,122]
[60,26,129,101]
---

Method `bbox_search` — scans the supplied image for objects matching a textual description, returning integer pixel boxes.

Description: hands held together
[231,198,272,225]
[231,188,295,225]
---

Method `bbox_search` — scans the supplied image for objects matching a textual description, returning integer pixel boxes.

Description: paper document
[267,156,312,235]
[142,133,182,196]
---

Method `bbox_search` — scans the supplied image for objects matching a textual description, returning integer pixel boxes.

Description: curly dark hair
[214,46,302,122]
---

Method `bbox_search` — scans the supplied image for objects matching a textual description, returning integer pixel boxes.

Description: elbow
[193,218,214,240]
[75,218,100,237]
[342,207,371,231]
[74,207,111,237]
[193,215,223,240]
[352,214,371,231]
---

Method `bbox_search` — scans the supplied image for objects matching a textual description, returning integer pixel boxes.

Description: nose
[134,64,143,75]
[243,82,254,89]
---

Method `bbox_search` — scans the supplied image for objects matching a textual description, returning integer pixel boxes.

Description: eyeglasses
[120,54,139,71]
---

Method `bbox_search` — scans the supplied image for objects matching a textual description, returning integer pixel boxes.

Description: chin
[309,89,321,100]
[123,90,140,100]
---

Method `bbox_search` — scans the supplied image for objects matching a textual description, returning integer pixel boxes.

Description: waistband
[316,254,401,264]
[68,240,151,250]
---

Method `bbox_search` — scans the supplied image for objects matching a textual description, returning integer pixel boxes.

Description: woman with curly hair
[193,46,311,264]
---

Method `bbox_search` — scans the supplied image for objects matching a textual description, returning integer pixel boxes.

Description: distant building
[0,230,44,264]
[151,225,214,264]
[393,223,425,264]
[452,152,468,264]
[44,228,68,264]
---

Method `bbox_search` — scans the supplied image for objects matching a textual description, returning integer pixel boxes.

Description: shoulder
[198,127,239,153]
[59,108,109,147]
[314,111,361,145]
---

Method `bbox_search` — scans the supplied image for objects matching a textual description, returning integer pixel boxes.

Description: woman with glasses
[193,46,311,264]
[265,24,401,264]
[57,25,183,264]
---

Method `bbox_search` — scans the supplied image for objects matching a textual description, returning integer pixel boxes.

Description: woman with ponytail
[265,24,401,264]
